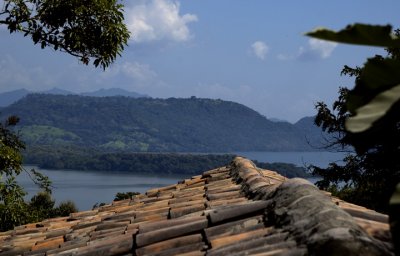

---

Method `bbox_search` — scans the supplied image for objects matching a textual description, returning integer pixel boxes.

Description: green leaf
[346,58,400,113]
[345,83,400,132]
[306,24,400,48]
[361,58,400,90]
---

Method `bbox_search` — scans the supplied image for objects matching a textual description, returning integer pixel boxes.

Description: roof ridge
[230,156,393,255]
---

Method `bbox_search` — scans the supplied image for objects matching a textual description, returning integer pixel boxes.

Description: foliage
[0,116,27,230]
[22,145,311,178]
[307,24,400,213]
[307,24,400,145]
[29,191,55,222]
[114,191,140,201]
[92,202,106,210]
[0,0,130,69]
[55,200,78,217]
[0,117,76,231]
[0,175,29,231]
[1,0,128,232]
[24,148,236,175]
[2,94,326,152]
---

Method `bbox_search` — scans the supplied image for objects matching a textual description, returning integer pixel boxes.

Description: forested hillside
[23,146,310,178]
[2,94,324,152]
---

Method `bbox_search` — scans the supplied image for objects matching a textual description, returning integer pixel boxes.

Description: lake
[19,151,346,211]
[235,151,346,168]
[19,167,190,211]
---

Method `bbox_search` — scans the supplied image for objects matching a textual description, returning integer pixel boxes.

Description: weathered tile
[69,209,99,219]
[31,236,64,251]
[206,190,242,201]
[206,232,290,256]
[170,204,206,218]
[141,242,206,256]
[205,197,248,208]
[168,194,205,204]
[204,215,264,239]
[205,179,235,189]
[136,217,208,247]
[0,156,394,256]
[135,206,170,217]
[138,216,206,233]
[341,207,389,223]
[208,200,268,224]
[169,199,206,209]
[133,213,168,224]
[135,234,203,256]
[210,227,273,249]
[206,184,241,194]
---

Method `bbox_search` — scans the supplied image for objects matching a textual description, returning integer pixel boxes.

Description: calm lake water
[19,151,346,211]
[18,167,190,211]
[235,151,346,168]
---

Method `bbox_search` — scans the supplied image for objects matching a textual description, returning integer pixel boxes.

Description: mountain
[294,116,330,149]
[81,88,149,98]
[1,94,326,152]
[0,88,148,107]
[0,89,30,107]
[41,87,76,95]
[269,117,290,123]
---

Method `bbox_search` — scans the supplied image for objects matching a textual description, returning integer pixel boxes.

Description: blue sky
[1,0,399,122]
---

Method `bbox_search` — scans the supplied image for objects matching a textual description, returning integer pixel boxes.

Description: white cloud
[278,39,338,61]
[308,38,338,59]
[125,0,198,43]
[251,41,269,60]
[100,61,158,83]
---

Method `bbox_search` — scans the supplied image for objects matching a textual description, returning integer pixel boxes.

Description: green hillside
[2,94,323,152]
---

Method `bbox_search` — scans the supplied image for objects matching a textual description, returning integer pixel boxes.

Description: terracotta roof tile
[0,156,394,255]
[136,234,203,256]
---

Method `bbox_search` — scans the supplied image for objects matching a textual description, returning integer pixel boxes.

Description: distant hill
[294,116,331,149]
[1,94,326,152]
[41,88,76,95]
[269,117,290,123]
[0,88,30,107]
[0,88,149,107]
[81,88,149,98]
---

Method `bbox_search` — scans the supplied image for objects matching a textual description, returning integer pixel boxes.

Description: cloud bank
[126,0,198,43]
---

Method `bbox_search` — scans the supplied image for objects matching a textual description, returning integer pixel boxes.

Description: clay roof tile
[0,157,394,255]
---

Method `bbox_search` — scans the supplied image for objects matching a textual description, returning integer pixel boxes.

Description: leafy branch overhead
[307,24,400,141]
[0,0,130,69]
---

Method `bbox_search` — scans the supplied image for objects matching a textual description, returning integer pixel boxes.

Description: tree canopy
[0,116,77,231]
[307,24,400,212]
[307,24,400,252]
[0,0,129,231]
[0,0,130,69]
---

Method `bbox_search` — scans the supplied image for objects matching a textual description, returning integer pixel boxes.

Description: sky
[1,1,399,123]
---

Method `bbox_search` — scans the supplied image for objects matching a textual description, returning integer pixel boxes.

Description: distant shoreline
[23,151,312,178]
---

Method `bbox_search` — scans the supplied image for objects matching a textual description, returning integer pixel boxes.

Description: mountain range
[1,93,326,152]
[0,88,148,107]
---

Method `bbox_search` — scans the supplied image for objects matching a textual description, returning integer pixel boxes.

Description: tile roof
[0,157,394,255]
